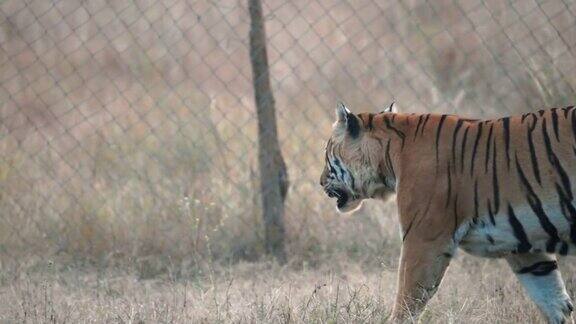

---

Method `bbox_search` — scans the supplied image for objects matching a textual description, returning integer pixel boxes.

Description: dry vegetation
[1,0,576,322]
[3,256,576,322]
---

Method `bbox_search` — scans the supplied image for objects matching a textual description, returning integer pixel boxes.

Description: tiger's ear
[335,101,361,138]
[382,101,395,113]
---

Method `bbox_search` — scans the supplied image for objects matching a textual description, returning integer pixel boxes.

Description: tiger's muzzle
[324,187,349,209]
[323,186,362,212]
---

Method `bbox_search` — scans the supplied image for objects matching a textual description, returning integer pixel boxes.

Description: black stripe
[451,119,464,169]
[491,138,499,214]
[460,125,470,173]
[328,158,337,175]
[487,199,495,225]
[384,116,406,149]
[515,156,560,252]
[521,112,533,123]
[332,158,345,182]
[473,180,479,224]
[333,158,353,188]
[507,204,532,253]
[470,123,484,176]
[420,114,431,137]
[542,119,573,200]
[538,109,546,117]
[385,139,395,180]
[435,115,448,166]
[526,116,542,185]
[484,123,494,173]
[347,113,361,138]
[555,183,576,244]
[517,260,557,276]
[542,120,573,200]
[414,115,424,140]
[367,113,375,130]
[551,108,560,141]
[501,117,511,169]
[563,106,573,119]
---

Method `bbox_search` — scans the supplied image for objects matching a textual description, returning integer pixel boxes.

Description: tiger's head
[320,102,397,213]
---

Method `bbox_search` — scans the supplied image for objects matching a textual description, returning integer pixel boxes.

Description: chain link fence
[1,0,576,270]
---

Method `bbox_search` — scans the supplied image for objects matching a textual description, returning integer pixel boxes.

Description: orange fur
[321,104,576,323]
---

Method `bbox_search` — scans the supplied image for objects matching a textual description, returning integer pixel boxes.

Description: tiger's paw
[546,298,573,324]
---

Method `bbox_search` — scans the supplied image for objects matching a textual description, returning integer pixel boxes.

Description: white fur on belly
[457,204,573,257]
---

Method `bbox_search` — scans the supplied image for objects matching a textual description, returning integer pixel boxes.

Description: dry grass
[1,254,572,323]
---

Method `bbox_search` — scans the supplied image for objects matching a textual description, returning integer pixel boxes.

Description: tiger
[320,101,576,323]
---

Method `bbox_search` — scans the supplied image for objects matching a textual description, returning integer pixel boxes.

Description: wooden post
[248,0,289,263]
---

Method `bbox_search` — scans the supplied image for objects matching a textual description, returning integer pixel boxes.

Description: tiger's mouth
[325,187,361,212]
[325,187,347,207]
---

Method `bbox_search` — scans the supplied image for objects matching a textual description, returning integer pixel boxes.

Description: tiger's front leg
[391,235,454,322]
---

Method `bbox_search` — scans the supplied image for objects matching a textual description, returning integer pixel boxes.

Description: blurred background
[1,0,576,321]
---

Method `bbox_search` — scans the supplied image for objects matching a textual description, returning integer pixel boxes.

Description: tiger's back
[397,108,576,259]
